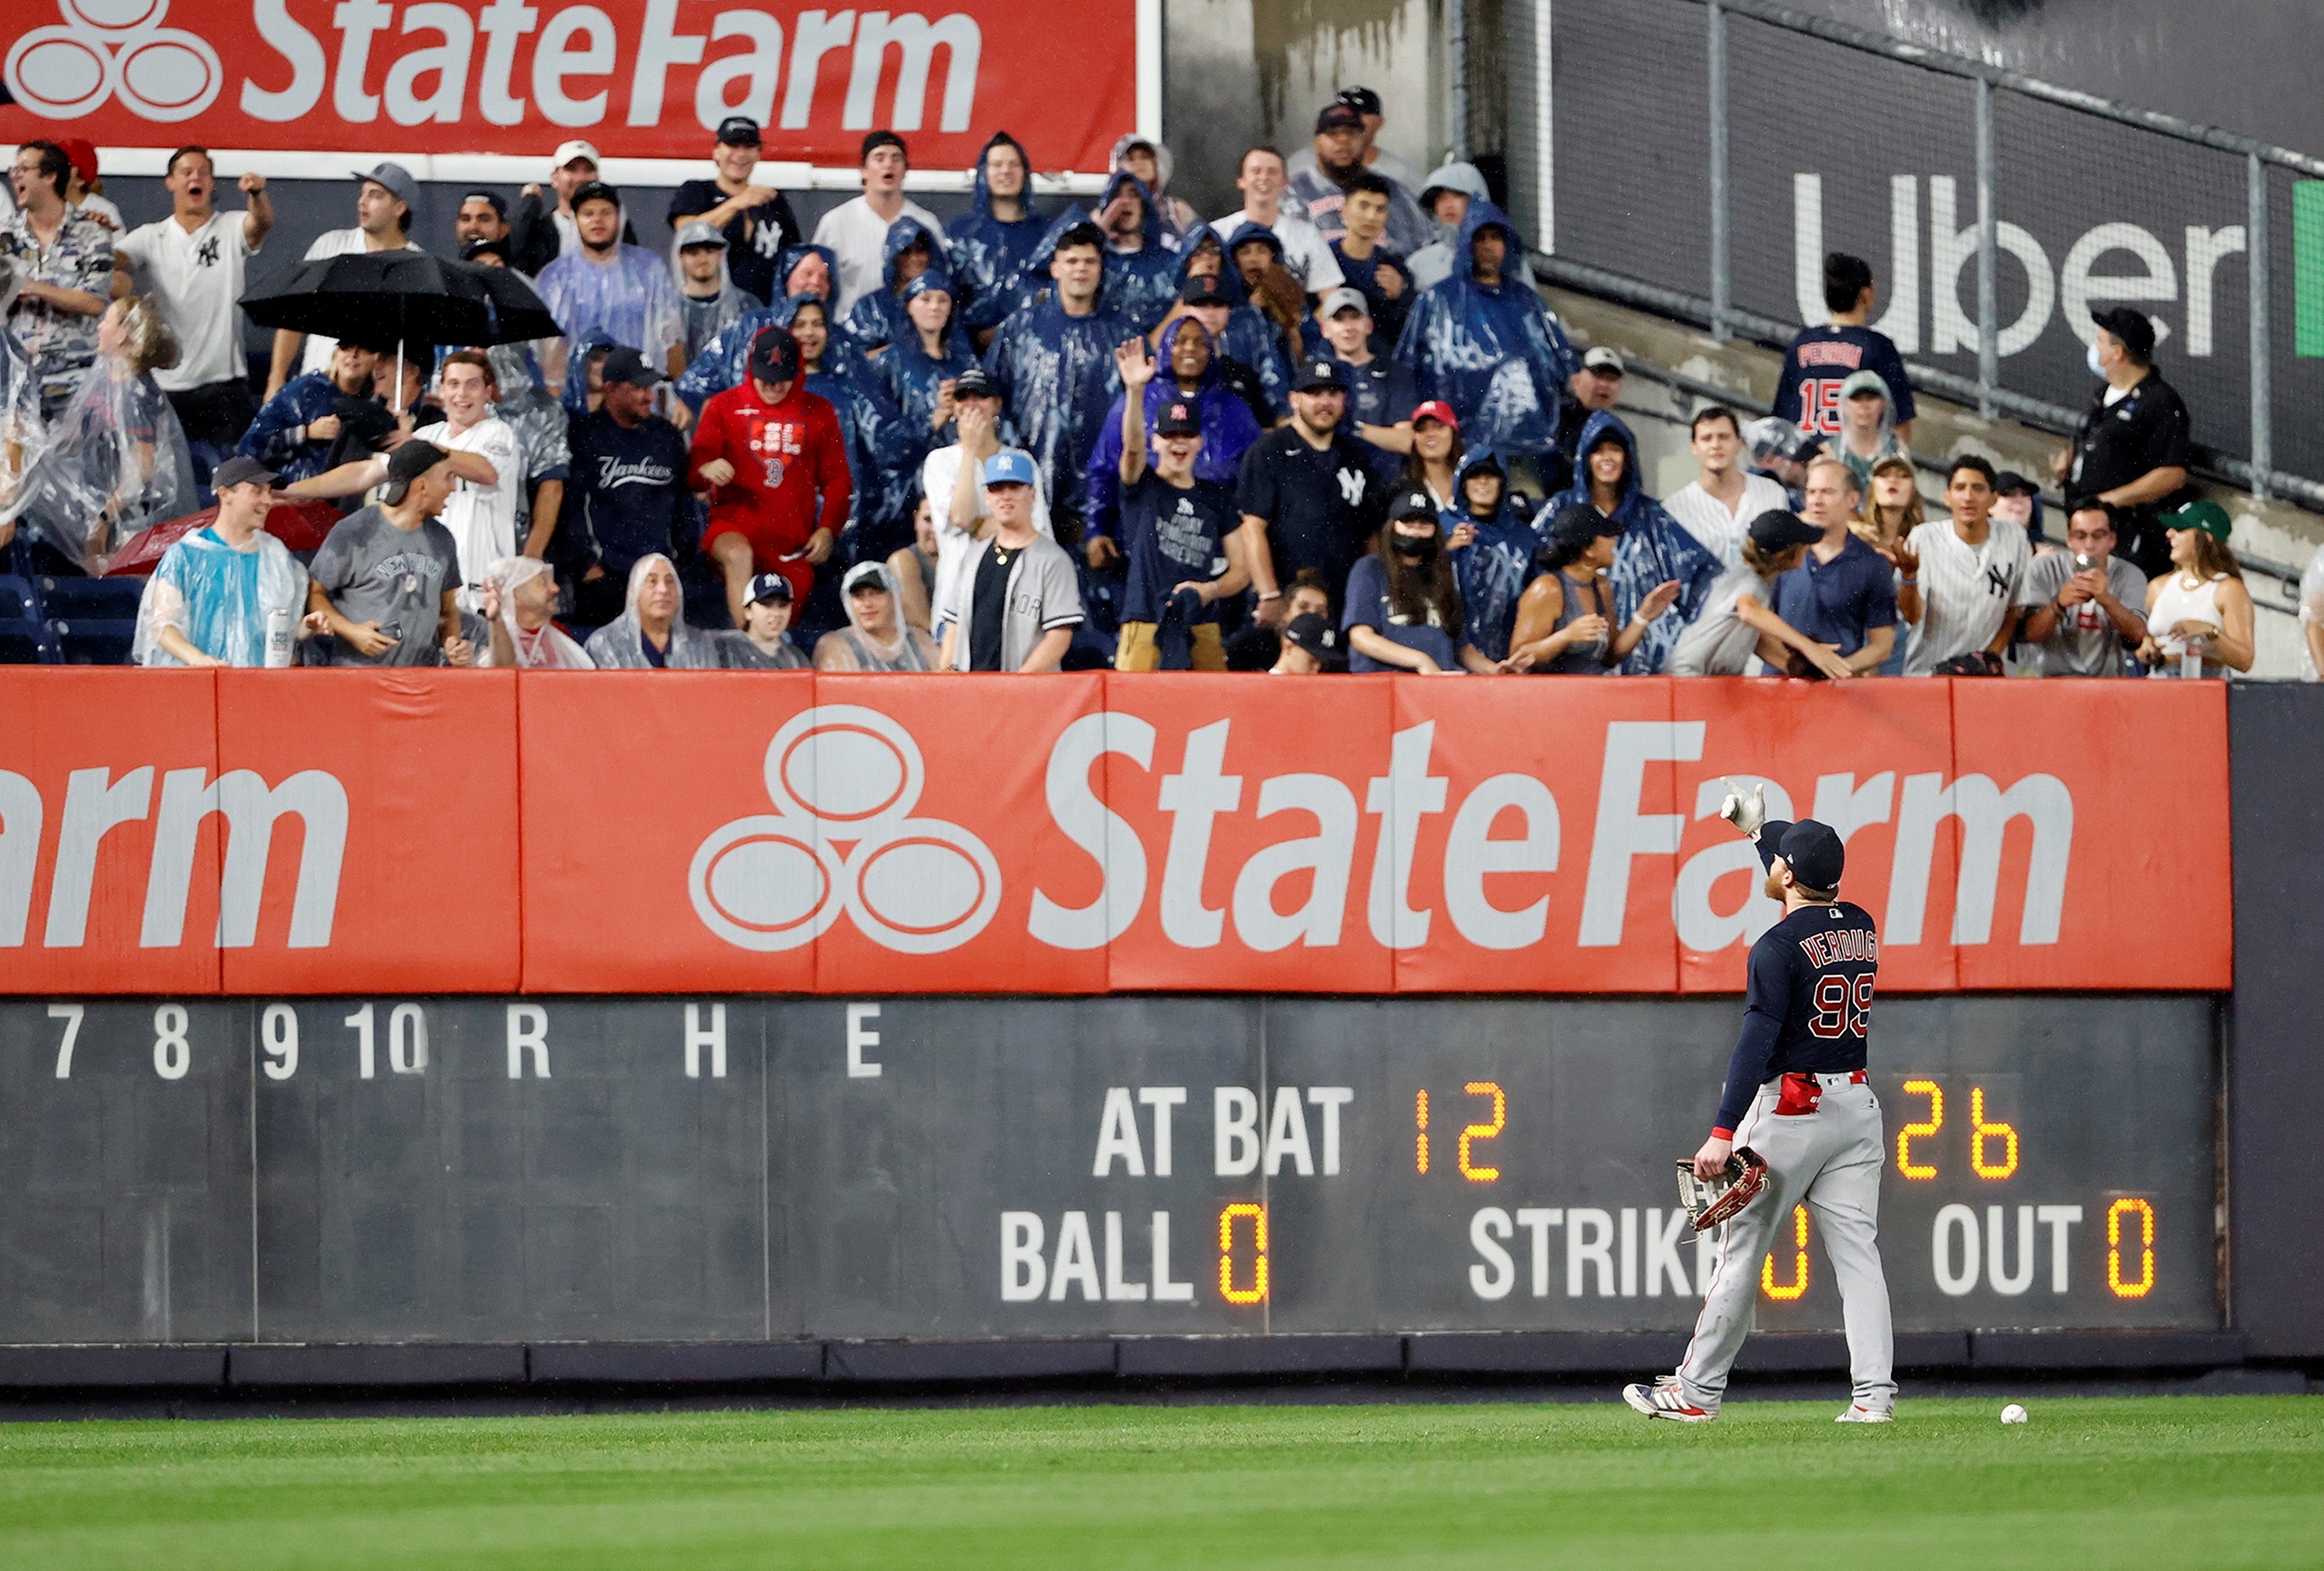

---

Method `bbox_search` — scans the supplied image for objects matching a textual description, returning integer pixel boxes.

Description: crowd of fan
[0,99,2307,681]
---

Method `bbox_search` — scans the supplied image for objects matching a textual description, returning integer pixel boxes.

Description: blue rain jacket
[837,217,961,361]
[1444,450,1547,662]
[875,271,978,501]
[1547,411,1721,675]
[1081,316,1264,542]
[1092,170,1184,334]
[1172,236,1291,419]
[949,132,1051,334]
[559,325,618,416]
[1393,198,1576,455]
[239,371,363,483]
[981,222,1136,522]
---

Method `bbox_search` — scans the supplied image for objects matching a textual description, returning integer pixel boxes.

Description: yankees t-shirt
[115,211,258,390]
[1119,473,1235,624]
[308,505,464,666]
[1903,517,2030,675]
[569,409,692,577]
[1774,325,1915,438]
[666,179,801,305]
[1236,426,1385,609]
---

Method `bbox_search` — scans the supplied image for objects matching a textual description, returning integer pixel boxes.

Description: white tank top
[2146,571,2230,678]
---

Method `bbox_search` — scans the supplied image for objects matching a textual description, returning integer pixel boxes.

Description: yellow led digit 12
[1218,1203,1267,1305]
[1969,1086,2020,1179]
[1896,1079,1942,1179]
[2107,1198,2156,1298]
[1457,1081,1505,1182]
[1761,1206,1810,1300]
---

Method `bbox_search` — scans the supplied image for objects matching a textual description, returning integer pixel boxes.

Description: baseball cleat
[1835,1404,1894,1423]
[1623,1379,1716,1422]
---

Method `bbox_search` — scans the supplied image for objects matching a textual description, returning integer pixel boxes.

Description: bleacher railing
[1491,0,2324,510]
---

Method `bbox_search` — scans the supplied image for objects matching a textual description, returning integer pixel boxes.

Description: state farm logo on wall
[6,0,222,122]
[0,0,1140,169]
[690,706,1000,954]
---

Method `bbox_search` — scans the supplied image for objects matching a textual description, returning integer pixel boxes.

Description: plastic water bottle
[265,607,293,668]
[2179,643,2202,680]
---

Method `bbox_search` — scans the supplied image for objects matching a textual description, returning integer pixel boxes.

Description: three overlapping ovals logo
[6,0,222,123]
[689,706,1002,954]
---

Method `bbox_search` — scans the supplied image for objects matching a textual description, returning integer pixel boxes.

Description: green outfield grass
[2,1394,2319,1569]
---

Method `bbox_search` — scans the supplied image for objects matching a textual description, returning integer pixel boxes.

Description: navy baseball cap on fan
[1747,508,1822,552]
[1754,819,1847,892]
[953,366,999,400]
[1155,400,1203,437]
[1284,613,1339,662]
[460,237,511,264]
[380,440,449,505]
[570,180,621,212]
[717,115,761,146]
[744,572,792,607]
[600,345,663,387]
[982,450,1037,487]
[1337,86,1384,117]
[1389,487,1438,521]
[1293,357,1347,392]
[1317,102,1365,134]
[1180,274,1233,308]
[748,325,801,384]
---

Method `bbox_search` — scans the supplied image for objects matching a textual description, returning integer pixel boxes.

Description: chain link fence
[1487,0,2324,511]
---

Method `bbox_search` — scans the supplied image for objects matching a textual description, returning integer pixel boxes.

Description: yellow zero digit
[1457,1081,1505,1182]
[1969,1086,2020,1179]
[1896,1079,1942,1179]
[2107,1198,2156,1299]
[1761,1205,1810,1301]
[1218,1203,1267,1305]
[1415,1089,1430,1175]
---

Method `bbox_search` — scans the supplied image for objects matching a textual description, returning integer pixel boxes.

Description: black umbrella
[240,251,560,347]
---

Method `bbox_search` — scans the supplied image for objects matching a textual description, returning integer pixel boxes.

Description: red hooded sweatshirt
[688,377,852,600]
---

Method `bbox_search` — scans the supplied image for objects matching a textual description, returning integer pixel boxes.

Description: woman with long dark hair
[1399,401,1463,513]
[1342,489,1497,674]
[1504,505,1680,673]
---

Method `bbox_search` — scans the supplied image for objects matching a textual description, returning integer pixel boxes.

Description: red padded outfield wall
[0,672,2230,995]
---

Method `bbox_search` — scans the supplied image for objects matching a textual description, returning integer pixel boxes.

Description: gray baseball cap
[352,162,418,208]
[676,219,727,250]
[1319,286,1370,319]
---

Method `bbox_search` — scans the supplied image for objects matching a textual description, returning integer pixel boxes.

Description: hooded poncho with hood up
[1394,196,1576,457]
[17,352,198,572]
[1088,170,1184,335]
[673,245,840,411]
[1548,411,1721,675]
[476,555,593,669]
[837,215,959,361]
[1111,135,1202,239]
[1833,367,1906,493]
[0,264,52,528]
[951,132,1053,334]
[1445,449,1546,663]
[583,552,719,669]
[1081,316,1264,543]
[1404,163,1537,294]
[982,216,1136,524]
[874,271,978,501]
[559,325,618,417]
[1174,235,1291,421]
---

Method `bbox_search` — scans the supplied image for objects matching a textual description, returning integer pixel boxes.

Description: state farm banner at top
[0,0,1137,170]
[0,669,2229,997]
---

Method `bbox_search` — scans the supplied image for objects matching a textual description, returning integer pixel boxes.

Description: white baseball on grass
[1999,1404,2028,1425]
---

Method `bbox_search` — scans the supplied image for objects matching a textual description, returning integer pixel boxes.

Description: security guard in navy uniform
[2056,306,2191,580]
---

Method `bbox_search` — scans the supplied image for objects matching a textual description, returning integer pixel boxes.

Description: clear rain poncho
[535,243,684,386]
[1393,195,1576,457]
[951,132,1053,334]
[0,259,46,530]
[1546,411,1722,675]
[981,214,1137,521]
[486,342,570,546]
[131,522,307,667]
[477,555,593,669]
[1445,449,1547,663]
[1087,170,1184,335]
[16,351,197,572]
[581,552,718,669]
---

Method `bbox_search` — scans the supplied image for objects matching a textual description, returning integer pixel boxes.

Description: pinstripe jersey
[1903,517,2029,675]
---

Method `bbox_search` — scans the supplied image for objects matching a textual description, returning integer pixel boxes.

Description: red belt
[1773,1069,1868,1116]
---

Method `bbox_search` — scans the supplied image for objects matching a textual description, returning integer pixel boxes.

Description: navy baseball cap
[953,366,999,400]
[600,345,663,387]
[210,455,279,490]
[380,439,449,505]
[748,325,801,384]
[1180,273,1233,308]
[1284,613,1339,661]
[1316,102,1365,133]
[570,180,621,212]
[1755,819,1846,892]
[1388,486,1438,521]
[744,572,792,606]
[1155,400,1203,437]
[1292,357,1347,392]
[1549,502,1623,552]
[982,450,1037,487]
[717,115,761,146]
[1747,508,1822,552]
[1337,86,1384,117]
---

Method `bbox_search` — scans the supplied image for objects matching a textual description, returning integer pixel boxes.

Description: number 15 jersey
[1711,901,1879,1136]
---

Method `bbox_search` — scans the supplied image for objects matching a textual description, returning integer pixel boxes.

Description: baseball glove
[1675,1146,1769,1231]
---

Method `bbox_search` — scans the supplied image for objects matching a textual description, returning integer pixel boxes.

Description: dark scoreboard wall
[0,995,2217,1350]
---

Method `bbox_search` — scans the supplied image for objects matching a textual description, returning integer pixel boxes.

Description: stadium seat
[40,574,144,665]
[0,571,53,663]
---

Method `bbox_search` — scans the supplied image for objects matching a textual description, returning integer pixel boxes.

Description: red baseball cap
[1411,400,1459,430]
[58,138,98,187]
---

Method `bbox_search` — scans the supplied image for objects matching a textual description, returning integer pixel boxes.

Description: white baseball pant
[1677,1071,1896,1412]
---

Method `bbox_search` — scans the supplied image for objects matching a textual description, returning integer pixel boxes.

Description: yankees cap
[1179,273,1234,308]
[600,346,663,387]
[745,572,792,606]
[1388,487,1439,521]
[1747,508,1822,552]
[717,116,762,146]
[1292,357,1347,392]
[952,366,999,400]
[570,180,621,212]
[1154,400,1203,437]
[1284,613,1339,662]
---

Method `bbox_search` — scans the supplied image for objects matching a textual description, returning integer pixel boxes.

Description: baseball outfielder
[1624,782,1896,1423]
